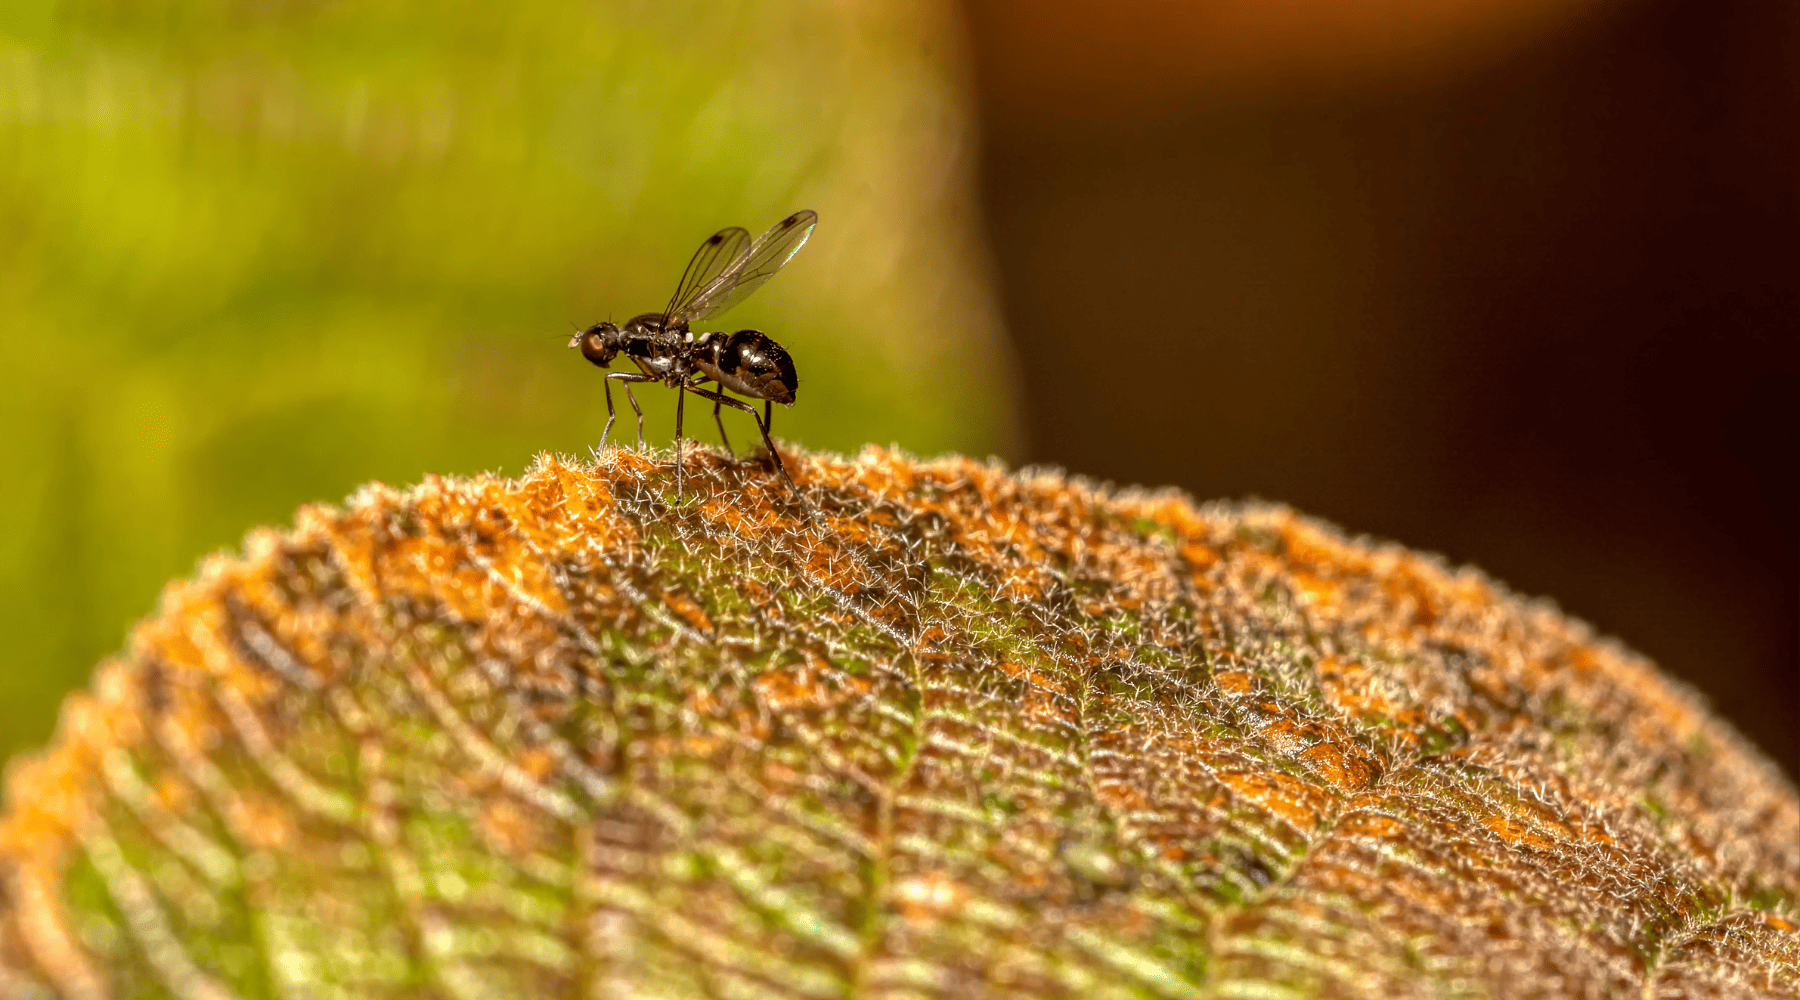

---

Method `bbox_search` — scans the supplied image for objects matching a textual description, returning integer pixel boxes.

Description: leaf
[2,446,1795,999]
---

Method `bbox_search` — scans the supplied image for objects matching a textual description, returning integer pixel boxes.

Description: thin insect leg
[764,399,773,437]
[627,387,644,448]
[674,383,686,499]
[712,392,734,456]
[686,385,795,492]
[603,372,655,452]
[600,379,616,450]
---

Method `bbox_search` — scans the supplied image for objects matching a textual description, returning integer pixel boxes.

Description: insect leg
[764,399,773,437]
[712,391,734,456]
[627,387,645,448]
[674,383,686,498]
[600,378,616,450]
[686,384,794,492]
[603,372,655,452]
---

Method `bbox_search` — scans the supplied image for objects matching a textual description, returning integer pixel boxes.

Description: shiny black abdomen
[695,330,798,405]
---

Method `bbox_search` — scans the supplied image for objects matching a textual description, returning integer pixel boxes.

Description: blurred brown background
[963,0,1797,779]
[3,0,1791,790]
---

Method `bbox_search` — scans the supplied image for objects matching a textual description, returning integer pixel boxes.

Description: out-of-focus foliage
[0,0,1013,763]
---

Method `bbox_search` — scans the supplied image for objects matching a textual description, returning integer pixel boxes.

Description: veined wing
[671,210,817,325]
[664,226,752,322]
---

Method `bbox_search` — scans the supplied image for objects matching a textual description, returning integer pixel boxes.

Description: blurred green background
[0,0,1015,765]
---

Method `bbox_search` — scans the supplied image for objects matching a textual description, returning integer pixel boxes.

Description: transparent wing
[664,226,751,321]
[672,210,817,325]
